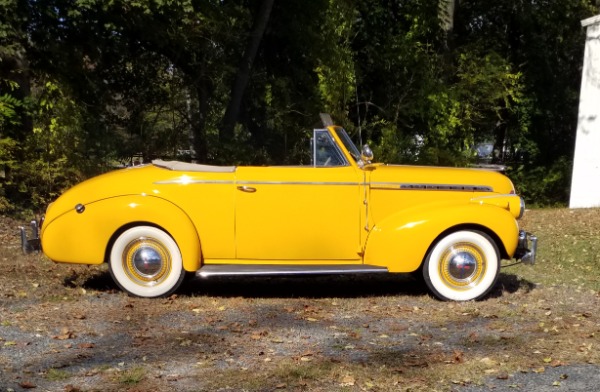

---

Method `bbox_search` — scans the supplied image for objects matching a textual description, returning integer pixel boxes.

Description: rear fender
[41,195,202,272]
[363,201,519,272]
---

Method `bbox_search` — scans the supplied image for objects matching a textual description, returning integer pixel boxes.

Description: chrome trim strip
[154,179,493,191]
[197,264,389,277]
[154,179,234,185]
[236,180,360,186]
[155,179,363,186]
[372,182,493,192]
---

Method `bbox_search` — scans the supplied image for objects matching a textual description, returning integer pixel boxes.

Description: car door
[234,144,363,262]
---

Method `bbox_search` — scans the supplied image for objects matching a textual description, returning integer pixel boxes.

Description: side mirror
[361,144,374,164]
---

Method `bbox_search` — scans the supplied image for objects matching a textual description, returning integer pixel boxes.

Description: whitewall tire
[109,226,185,298]
[423,230,500,301]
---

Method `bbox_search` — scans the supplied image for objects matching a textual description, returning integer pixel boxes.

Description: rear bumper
[514,230,537,265]
[19,218,43,254]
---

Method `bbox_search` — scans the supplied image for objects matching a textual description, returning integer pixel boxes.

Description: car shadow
[80,270,537,300]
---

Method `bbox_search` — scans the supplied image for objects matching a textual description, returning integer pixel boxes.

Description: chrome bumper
[514,230,537,265]
[19,218,42,254]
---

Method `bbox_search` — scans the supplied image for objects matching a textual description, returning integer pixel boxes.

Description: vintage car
[22,115,536,301]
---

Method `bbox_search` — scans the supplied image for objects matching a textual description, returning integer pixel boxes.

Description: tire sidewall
[423,230,499,301]
[109,226,185,298]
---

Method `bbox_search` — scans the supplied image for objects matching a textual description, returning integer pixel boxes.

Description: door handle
[237,186,257,193]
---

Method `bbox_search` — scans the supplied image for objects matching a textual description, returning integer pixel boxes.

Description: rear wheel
[109,226,185,298]
[423,230,500,301]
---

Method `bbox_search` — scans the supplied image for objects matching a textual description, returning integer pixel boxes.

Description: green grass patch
[46,368,70,381]
[119,366,146,385]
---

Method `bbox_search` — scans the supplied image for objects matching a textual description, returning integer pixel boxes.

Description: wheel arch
[425,223,510,263]
[42,194,204,271]
[363,202,519,272]
[104,220,203,273]
[98,196,203,272]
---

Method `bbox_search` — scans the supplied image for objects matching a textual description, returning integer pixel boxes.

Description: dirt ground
[1,213,600,392]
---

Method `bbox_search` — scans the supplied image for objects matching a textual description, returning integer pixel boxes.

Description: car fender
[41,195,202,272]
[363,200,519,272]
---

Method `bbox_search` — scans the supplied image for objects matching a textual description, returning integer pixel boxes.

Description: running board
[196,264,389,278]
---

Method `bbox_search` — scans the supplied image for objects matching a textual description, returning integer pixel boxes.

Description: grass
[2,209,600,391]
[515,208,600,290]
[118,366,146,385]
[46,368,71,381]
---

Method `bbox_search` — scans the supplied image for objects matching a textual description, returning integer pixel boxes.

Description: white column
[570,15,600,208]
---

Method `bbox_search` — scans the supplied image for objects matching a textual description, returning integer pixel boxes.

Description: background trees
[0,0,598,213]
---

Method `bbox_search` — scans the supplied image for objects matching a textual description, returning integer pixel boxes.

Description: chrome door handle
[237,186,257,193]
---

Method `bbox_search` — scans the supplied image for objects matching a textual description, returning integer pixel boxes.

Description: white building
[570,15,600,208]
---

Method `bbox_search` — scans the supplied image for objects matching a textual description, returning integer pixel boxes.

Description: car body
[32,116,536,301]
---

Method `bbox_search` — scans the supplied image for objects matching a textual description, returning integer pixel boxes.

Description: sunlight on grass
[119,366,146,385]
[516,208,600,290]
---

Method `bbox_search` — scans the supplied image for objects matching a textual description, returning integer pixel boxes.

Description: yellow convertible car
[23,116,536,301]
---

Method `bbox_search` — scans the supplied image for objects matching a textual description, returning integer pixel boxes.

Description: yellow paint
[40,125,526,274]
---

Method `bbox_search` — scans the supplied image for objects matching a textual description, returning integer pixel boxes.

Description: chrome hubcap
[439,243,485,289]
[123,237,171,286]
[132,247,163,277]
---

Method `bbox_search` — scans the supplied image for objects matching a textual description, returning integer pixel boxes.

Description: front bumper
[514,230,537,265]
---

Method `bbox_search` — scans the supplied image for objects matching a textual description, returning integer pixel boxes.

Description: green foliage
[0,0,596,211]
[0,93,21,128]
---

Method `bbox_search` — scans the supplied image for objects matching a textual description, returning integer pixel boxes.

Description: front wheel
[109,226,185,298]
[423,230,500,301]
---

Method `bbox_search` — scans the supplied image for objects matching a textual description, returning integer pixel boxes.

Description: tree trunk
[190,81,209,162]
[441,0,457,33]
[220,0,275,141]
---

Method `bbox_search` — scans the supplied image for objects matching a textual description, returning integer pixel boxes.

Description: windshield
[333,126,361,163]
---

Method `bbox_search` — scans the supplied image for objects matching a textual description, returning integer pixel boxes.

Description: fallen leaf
[54,327,75,340]
[77,343,95,349]
[340,375,355,386]
[19,381,36,389]
[275,383,286,389]
[467,332,479,343]
[453,350,465,363]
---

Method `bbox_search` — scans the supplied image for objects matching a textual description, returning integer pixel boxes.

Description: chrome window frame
[312,129,350,167]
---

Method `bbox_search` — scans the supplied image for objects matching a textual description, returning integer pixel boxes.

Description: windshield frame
[332,126,362,164]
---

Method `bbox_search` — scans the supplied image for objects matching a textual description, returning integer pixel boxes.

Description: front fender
[363,201,519,272]
[41,195,202,272]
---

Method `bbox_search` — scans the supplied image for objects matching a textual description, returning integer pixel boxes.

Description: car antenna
[356,84,362,147]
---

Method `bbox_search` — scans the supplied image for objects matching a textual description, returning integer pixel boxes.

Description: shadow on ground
[78,269,537,300]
